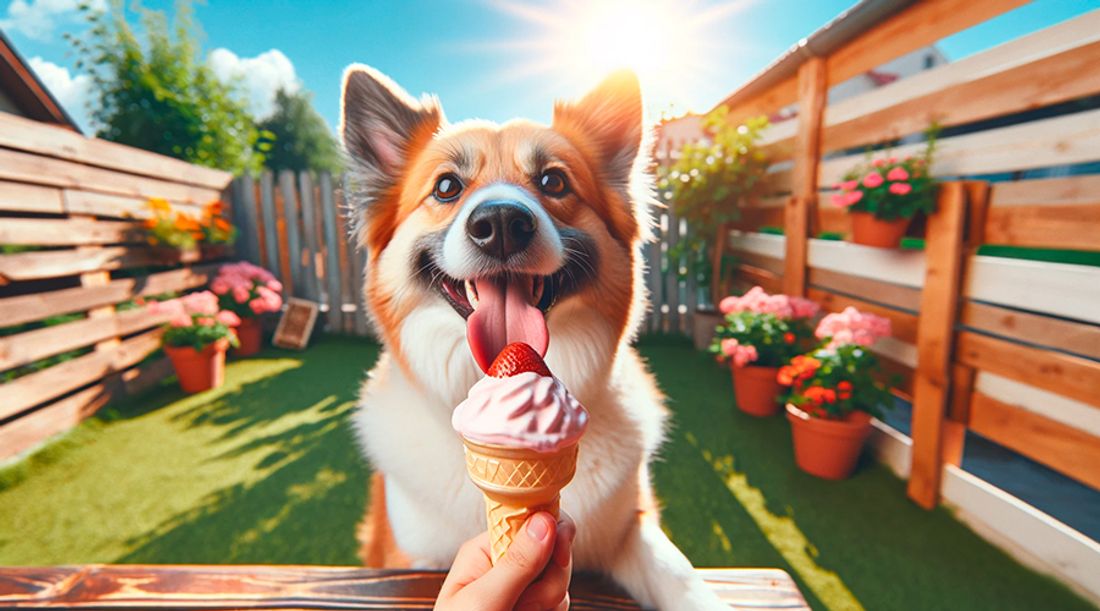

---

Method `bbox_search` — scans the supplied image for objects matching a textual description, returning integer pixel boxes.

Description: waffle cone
[462,439,578,564]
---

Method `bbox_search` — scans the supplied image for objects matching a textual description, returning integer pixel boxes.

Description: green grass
[0,334,1093,611]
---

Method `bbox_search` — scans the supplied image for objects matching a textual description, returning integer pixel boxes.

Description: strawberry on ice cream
[452,342,588,452]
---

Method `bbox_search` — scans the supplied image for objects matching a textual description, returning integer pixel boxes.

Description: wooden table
[0,565,809,610]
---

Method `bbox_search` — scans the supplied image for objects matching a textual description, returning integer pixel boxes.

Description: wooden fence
[0,112,233,462]
[711,0,1100,598]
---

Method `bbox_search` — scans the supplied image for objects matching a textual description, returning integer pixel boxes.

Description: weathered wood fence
[710,0,1100,598]
[0,112,232,462]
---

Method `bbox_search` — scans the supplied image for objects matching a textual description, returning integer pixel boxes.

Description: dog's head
[341,65,652,401]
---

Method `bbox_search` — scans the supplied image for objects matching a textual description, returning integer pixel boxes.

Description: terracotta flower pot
[850,212,909,248]
[732,365,781,417]
[234,317,263,357]
[164,339,229,394]
[786,404,873,480]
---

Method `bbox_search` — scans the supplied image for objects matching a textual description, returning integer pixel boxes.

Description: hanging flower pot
[787,404,873,480]
[732,365,781,417]
[234,317,264,357]
[165,338,230,394]
[849,212,909,248]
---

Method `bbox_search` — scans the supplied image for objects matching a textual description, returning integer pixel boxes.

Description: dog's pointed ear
[341,65,442,196]
[553,70,643,187]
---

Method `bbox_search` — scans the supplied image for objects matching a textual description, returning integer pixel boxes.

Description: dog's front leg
[608,517,728,611]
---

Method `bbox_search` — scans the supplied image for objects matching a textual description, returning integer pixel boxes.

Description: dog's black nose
[466,201,537,259]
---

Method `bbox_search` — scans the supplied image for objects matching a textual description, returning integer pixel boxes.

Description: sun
[488,0,751,115]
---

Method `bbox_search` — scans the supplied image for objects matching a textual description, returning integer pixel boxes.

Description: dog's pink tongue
[467,277,548,372]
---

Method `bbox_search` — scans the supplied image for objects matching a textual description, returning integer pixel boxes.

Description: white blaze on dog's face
[341,65,650,400]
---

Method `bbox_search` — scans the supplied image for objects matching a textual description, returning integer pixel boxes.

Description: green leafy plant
[69,0,264,173]
[707,287,820,367]
[257,88,343,173]
[830,128,938,221]
[148,291,240,351]
[657,108,770,302]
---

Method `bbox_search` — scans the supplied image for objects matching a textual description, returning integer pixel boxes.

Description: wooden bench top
[0,565,809,610]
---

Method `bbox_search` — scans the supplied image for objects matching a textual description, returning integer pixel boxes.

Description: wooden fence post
[785,57,827,297]
[907,182,968,509]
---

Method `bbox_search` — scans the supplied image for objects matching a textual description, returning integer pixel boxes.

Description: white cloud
[0,0,105,41]
[28,56,92,130]
[207,48,299,119]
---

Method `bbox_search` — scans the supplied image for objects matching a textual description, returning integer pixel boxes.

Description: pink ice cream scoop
[452,342,588,452]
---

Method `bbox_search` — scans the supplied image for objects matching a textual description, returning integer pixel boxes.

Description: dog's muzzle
[466,201,537,261]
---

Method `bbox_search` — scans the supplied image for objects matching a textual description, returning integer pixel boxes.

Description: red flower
[783,332,796,344]
[837,380,853,400]
[778,366,795,386]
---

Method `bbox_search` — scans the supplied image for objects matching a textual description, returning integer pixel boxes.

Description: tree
[257,88,343,174]
[69,0,264,173]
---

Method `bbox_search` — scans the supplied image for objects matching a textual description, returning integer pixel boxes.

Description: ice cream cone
[462,438,578,564]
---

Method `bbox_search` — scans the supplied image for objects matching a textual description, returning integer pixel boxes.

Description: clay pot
[234,317,263,357]
[732,365,781,417]
[786,404,873,480]
[850,212,909,248]
[164,339,229,393]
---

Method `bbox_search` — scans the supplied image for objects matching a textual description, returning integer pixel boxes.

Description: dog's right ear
[341,65,442,204]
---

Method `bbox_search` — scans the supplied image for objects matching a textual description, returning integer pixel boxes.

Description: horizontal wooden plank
[0,307,169,372]
[0,112,231,190]
[808,238,926,288]
[0,264,215,327]
[808,267,922,311]
[969,391,1100,491]
[825,0,1028,88]
[819,108,1100,187]
[729,250,784,276]
[807,287,918,344]
[0,246,220,283]
[815,206,849,236]
[0,147,222,206]
[0,327,163,421]
[63,189,205,220]
[0,358,171,461]
[961,301,1100,361]
[0,181,63,214]
[823,13,1100,152]
[0,565,809,610]
[976,371,1100,439]
[983,203,1100,251]
[956,331,1100,409]
[989,174,1100,208]
[728,231,786,259]
[0,217,143,246]
[965,256,1100,325]
[735,263,783,295]
[722,76,799,126]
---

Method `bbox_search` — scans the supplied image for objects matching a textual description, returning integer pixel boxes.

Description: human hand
[434,511,576,611]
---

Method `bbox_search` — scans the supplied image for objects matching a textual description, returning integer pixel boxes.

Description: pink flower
[170,313,192,328]
[249,298,266,315]
[840,180,859,192]
[196,316,215,327]
[267,279,283,292]
[719,296,741,315]
[862,172,884,188]
[216,310,241,327]
[815,307,892,351]
[790,297,820,319]
[887,157,897,165]
[889,182,912,195]
[872,158,885,168]
[886,167,909,181]
[836,190,864,207]
[232,285,251,304]
[831,193,847,208]
[720,338,759,368]
[210,278,230,295]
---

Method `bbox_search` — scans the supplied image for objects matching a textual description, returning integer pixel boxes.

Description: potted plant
[829,132,937,248]
[143,198,204,263]
[710,286,819,417]
[148,291,240,393]
[210,262,283,356]
[780,306,893,479]
[657,108,770,348]
[199,199,238,259]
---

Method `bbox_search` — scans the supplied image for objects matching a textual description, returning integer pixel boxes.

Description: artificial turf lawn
[0,334,1093,611]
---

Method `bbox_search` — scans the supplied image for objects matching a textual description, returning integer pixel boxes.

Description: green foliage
[257,88,343,173]
[69,0,263,173]
[657,108,770,288]
[779,346,894,419]
[162,314,239,351]
[709,311,815,368]
[831,128,939,221]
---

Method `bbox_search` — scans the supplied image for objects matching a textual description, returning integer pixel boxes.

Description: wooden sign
[272,298,318,350]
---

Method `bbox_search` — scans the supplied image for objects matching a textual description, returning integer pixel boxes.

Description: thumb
[461,512,557,606]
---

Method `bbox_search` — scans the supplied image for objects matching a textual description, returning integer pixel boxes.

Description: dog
[341,64,727,610]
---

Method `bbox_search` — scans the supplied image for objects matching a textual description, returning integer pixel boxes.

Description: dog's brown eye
[538,169,569,197]
[433,173,463,203]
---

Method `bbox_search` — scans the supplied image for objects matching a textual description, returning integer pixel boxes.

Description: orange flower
[148,198,171,213]
[778,366,795,386]
[214,217,231,231]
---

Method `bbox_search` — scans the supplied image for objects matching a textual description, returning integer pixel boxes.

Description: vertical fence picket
[253,177,269,270]
[663,209,681,335]
[334,188,356,334]
[279,170,303,298]
[683,217,697,335]
[235,175,261,264]
[259,171,283,289]
[646,233,662,334]
[298,172,322,303]
[319,173,344,333]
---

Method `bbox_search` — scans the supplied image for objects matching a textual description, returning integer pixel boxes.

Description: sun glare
[489,0,752,115]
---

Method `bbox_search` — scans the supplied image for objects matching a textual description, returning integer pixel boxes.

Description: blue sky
[2,0,1097,134]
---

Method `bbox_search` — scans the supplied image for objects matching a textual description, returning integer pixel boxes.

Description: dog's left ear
[341,65,443,201]
[553,70,643,188]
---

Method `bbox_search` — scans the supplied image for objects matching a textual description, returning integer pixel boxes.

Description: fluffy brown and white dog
[341,64,726,610]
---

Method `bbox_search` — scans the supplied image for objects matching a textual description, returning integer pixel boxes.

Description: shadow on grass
[116,336,380,565]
